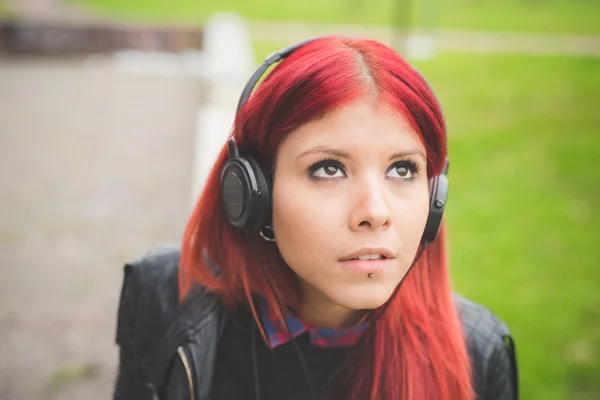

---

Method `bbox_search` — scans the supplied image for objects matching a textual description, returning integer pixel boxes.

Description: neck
[298,282,366,328]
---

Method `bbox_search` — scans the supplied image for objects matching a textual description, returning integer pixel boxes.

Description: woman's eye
[309,160,346,180]
[386,161,419,180]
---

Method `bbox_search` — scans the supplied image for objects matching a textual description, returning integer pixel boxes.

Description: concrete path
[0,10,253,399]
[0,57,206,400]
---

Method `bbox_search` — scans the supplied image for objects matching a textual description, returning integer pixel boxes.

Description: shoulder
[116,244,222,390]
[452,293,519,399]
[453,293,511,355]
[115,244,189,364]
[118,243,182,307]
[117,244,221,340]
[120,243,182,300]
[116,244,183,342]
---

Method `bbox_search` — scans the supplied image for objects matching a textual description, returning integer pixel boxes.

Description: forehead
[280,99,425,155]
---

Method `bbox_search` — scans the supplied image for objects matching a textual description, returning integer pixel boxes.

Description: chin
[331,284,396,311]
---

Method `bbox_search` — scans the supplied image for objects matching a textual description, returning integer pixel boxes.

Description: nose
[348,178,392,232]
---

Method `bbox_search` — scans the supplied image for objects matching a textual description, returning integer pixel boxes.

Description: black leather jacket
[113,245,519,400]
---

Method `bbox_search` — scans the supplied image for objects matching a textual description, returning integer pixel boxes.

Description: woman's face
[271,98,431,326]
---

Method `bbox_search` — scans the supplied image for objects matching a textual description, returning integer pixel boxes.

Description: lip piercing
[368,273,373,278]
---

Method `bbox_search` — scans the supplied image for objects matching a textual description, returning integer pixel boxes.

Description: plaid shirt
[256,297,369,348]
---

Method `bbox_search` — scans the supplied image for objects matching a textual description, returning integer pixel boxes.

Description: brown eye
[386,160,420,181]
[324,165,339,176]
[396,166,409,177]
[308,159,347,180]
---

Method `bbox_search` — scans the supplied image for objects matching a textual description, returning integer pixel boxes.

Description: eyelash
[306,157,422,182]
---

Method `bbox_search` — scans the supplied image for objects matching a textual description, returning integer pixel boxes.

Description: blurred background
[0,0,598,399]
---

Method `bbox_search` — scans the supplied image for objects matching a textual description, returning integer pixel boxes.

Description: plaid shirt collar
[256,296,369,348]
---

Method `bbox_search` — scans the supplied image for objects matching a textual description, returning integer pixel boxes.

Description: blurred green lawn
[421,53,599,400]
[0,1,12,17]
[74,0,600,34]
[255,42,599,400]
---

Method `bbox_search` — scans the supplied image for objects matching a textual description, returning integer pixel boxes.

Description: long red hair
[180,37,473,400]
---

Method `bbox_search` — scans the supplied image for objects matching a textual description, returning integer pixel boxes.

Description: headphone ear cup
[220,156,271,231]
[422,173,448,244]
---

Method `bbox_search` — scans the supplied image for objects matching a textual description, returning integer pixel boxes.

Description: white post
[191,13,254,206]
[405,0,439,61]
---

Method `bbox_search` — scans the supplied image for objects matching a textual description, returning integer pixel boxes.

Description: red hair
[180,37,473,400]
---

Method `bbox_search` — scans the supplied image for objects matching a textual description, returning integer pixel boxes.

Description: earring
[259,226,276,242]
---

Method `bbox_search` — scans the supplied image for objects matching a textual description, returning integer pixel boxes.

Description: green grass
[252,42,600,399]
[49,363,98,386]
[420,54,600,400]
[0,1,13,17]
[73,0,600,35]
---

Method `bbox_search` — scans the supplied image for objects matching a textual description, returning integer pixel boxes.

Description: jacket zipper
[177,346,195,400]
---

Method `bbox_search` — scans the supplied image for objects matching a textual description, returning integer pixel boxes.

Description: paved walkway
[0,58,206,400]
[0,4,251,398]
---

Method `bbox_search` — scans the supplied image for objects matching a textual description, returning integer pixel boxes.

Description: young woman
[113,36,518,400]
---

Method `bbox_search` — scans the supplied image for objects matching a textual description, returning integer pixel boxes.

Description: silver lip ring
[259,227,276,242]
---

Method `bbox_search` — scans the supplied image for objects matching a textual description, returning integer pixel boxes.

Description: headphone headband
[236,36,333,113]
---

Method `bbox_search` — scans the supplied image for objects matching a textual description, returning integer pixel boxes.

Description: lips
[340,247,395,261]
[339,257,392,274]
[339,247,395,274]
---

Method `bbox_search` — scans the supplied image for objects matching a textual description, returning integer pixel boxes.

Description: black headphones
[220,37,449,245]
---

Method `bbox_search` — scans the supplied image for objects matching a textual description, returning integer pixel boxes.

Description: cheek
[395,192,430,251]
[271,185,339,267]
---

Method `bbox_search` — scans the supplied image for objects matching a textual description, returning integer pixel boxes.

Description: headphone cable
[251,321,261,400]
[245,232,317,399]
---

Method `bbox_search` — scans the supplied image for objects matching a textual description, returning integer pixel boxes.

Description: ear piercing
[258,226,276,242]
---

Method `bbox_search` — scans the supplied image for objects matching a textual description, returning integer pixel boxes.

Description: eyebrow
[297,146,352,160]
[388,149,427,161]
[297,145,427,161]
